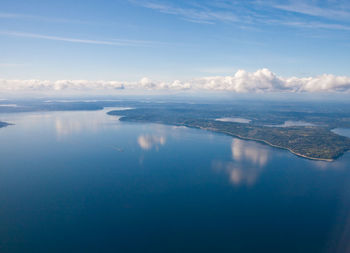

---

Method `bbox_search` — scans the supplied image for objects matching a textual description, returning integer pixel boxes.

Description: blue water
[265,120,316,127]
[332,128,350,138]
[1,109,350,253]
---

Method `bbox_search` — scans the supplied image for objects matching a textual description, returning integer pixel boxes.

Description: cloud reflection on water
[54,108,122,140]
[213,138,270,186]
[137,134,166,150]
[231,139,268,166]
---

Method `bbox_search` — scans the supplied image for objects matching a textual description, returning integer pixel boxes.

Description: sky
[1,0,350,95]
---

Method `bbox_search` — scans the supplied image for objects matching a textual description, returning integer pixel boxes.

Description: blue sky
[0,0,350,94]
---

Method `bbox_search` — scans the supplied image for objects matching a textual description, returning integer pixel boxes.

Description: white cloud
[279,21,350,31]
[270,1,350,20]
[131,0,350,31]
[0,79,124,91]
[186,69,350,93]
[130,0,238,24]
[195,69,350,92]
[0,31,172,47]
[1,69,350,93]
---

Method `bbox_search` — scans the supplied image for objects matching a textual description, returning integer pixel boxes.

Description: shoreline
[113,114,340,162]
[197,126,334,162]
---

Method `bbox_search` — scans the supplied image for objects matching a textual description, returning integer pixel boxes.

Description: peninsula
[108,106,350,161]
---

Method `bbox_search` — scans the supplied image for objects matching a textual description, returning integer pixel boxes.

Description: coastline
[197,126,335,162]
[113,114,342,162]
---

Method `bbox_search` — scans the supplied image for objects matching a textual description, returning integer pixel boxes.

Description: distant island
[0,121,10,128]
[108,106,350,161]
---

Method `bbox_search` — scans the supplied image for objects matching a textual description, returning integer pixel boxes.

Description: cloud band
[1,69,350,93]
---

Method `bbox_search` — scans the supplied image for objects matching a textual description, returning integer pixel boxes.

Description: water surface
[215,117,251,123]
[265,120,315,127]
[0,109,350,253]
[332,128,350,138]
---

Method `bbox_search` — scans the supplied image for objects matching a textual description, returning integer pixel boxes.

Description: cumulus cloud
[0,79,124,91]
[190,69,350,93]
[1,68,350,93]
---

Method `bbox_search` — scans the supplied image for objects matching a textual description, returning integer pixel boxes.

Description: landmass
[2,98,350,161]
[0,121,10,128]
[108,106,350,161]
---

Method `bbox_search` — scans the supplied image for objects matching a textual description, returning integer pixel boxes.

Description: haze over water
[1,109,350,252]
